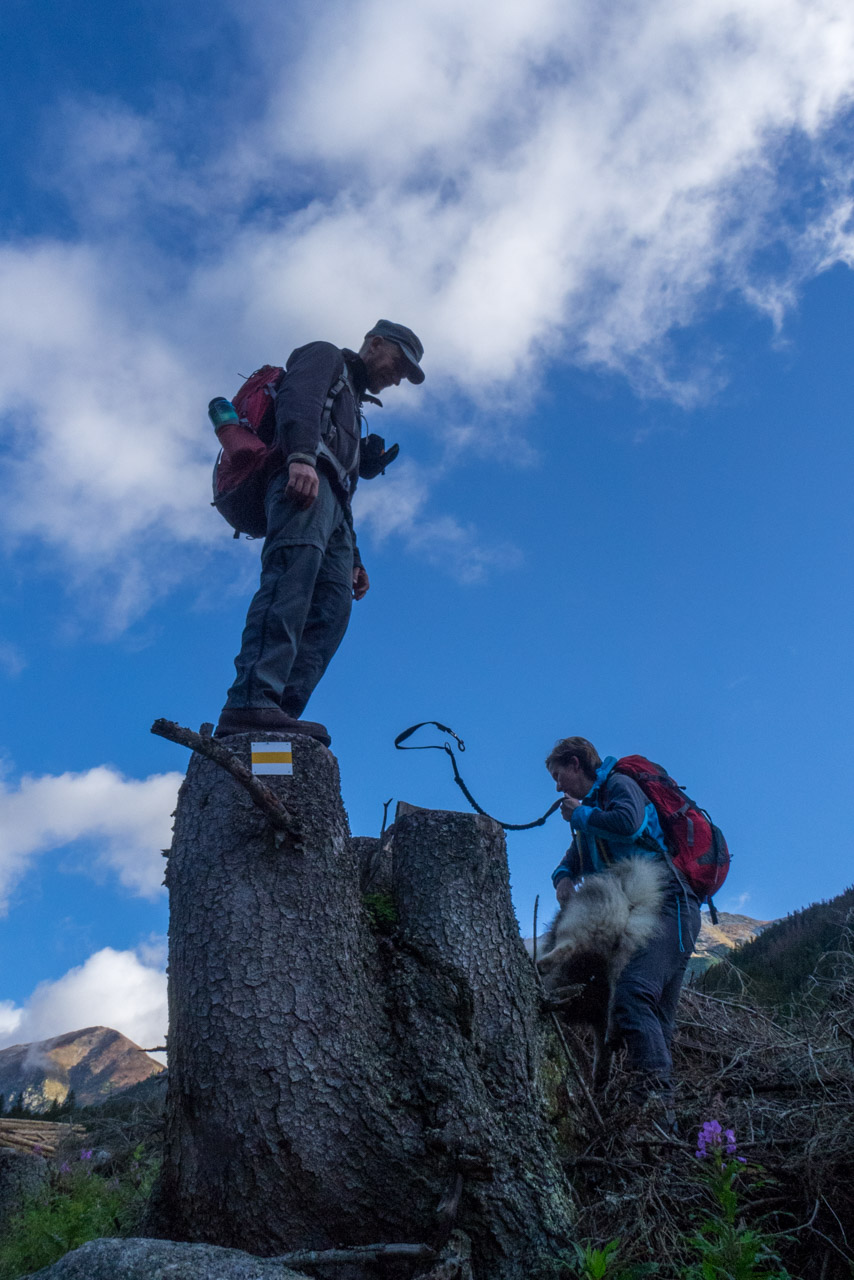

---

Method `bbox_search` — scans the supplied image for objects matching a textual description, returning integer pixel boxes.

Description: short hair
[545,736,602,778]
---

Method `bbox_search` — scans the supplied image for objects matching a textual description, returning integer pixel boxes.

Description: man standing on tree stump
[216,320,425,746]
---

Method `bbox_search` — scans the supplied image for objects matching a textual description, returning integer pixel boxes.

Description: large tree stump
[149,734,573,1278]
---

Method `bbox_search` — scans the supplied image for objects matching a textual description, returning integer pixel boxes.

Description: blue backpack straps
[586,756,667,861]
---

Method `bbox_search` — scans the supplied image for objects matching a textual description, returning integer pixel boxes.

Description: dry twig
[563,945,854,1278]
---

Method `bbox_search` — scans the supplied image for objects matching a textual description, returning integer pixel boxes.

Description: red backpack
[211,365,285,539]
[211,364,352,538]
[614,755,730,904]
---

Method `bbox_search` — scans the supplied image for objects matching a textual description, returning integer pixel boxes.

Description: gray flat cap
[366,320,425,384]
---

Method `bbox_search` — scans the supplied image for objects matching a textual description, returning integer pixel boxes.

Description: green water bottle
[208,397,240,433]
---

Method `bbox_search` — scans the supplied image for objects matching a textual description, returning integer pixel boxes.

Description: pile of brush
[556,930,854,1279]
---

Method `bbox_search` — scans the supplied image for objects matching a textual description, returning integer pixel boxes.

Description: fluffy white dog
[533,858,667,1086]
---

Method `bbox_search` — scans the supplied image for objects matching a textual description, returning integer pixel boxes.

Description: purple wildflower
[695,1120,747,1166]
[79,1148,93,1161]
[695,1119,724,1159]
[59,1161,71,1174]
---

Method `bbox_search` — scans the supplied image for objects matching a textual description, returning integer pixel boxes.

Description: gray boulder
[0,1149,48,1234]
[25,1237,309,1280]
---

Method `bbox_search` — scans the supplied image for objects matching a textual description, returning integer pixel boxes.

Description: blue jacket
[552,757,668,886]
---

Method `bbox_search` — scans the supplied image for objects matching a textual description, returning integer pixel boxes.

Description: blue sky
[1,0,853,1055]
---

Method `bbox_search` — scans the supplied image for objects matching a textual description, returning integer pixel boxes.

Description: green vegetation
[363,890,398,932]
[703,886,854,1007]
[0,1144,158,1280]
[560,1238,657,1278]
[560,1124,794,1280]
[682,1123,792,1280]
[43,1090,77,1121]
[0,1088,77,1120]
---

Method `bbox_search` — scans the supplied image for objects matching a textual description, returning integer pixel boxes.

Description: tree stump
[149,734,573,1278]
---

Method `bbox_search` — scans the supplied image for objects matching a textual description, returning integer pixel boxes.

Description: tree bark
[149,735,573,1278]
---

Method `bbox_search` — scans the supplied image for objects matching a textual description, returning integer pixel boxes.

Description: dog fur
[534,857,667,1086]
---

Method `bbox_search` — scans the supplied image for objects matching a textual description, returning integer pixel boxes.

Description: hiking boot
[282,716,332,748]
[214,706,332,747]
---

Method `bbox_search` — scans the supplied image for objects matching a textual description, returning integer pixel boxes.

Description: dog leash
[394,721,562,831]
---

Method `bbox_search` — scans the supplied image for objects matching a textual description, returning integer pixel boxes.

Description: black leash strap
[394,721,562,832]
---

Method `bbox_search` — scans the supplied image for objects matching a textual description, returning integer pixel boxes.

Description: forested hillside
[703,884,854,1005]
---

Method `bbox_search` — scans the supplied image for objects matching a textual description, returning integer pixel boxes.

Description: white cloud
[0,1000,23,1040]
[0,242,215,557]
[43,95,214,227]
[0,642,26,678]
[0,946,167,1059]
[258,0,854,391]
[0,767,182,911]
[354,461,522,583]
[716,890,759,916]
[2,0,854,603]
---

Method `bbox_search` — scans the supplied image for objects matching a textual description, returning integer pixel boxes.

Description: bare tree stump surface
[150,737,573,1278]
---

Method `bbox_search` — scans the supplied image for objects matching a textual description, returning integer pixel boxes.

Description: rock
[24,1237,310,1279]
[0,1149,48,1235]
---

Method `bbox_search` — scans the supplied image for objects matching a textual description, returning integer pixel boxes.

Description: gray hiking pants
[224,470,354,717]
[609,880,701,1087]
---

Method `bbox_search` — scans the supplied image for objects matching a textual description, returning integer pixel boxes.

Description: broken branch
[271,1243,437,1267]
[150,719,299,837]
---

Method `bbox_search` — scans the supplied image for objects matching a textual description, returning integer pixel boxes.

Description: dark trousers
[609,881,701,1084]
[224,471,354,716]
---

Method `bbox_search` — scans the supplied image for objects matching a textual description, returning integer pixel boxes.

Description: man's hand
[556,878,573,906]
[560,794,582,822]
[352,565,370,601]
[286,462,319,509]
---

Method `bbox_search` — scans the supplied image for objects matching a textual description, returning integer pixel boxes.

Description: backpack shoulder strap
[323,370,350,419]
[270,351,351,417]
[314,360,359,493]
[587,756,618,805]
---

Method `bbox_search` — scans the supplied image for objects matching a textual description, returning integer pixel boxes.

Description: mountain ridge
[690,909,771,972]
[0,1025,164,1112]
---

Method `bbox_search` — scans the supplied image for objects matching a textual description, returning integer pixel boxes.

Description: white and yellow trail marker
[250,742,293,775]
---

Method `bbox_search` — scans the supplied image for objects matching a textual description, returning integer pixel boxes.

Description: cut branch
[150,718,299,836]
[271,1243,438,1267]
